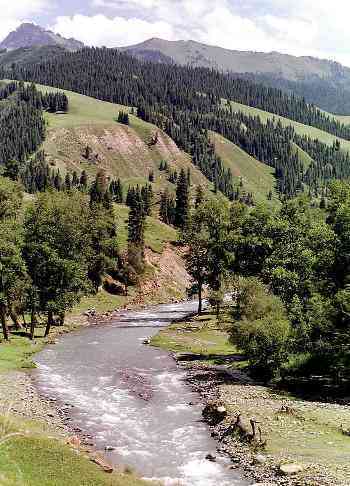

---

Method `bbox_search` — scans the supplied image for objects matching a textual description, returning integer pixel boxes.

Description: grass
[70,290,131,317]
[0,415,149,486]
[152,310,241,361]
[291,142,314,171]
[0,333,44,373]
[115,204,178,253]
[210,131,278,205]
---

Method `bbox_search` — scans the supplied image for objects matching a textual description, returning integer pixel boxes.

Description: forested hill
[6,47,350,198]
[7,48,350,140]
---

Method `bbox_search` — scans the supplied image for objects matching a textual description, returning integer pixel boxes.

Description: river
[34,301,248,486]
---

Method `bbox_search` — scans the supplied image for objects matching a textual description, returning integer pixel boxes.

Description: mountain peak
[0,22,84,52]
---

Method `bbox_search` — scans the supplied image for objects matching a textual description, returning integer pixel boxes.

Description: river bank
[0,308,157,486]
[152,310,350,486]
[0,299,246,486]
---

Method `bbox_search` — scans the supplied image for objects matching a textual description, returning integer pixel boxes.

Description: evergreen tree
[175,169,190,229]
[80,170,88,190]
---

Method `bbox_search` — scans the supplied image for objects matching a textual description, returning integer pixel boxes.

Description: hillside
[210,132,278,204]
[34,85,210,190]
[225,99,350,152]
[0,45,66,69]
[0,23,83,51]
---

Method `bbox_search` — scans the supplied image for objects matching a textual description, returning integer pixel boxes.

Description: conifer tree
[175,168,190,229]
[80,170,88,190]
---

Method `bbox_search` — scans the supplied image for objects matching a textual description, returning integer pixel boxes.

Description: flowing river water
[34,301,248,486]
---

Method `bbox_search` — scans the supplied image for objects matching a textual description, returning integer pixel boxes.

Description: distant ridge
[0,23,84,52]
[120,38,350,114]
[120,38,348,81]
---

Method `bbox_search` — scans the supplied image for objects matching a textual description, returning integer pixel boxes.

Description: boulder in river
[202,401,227,425]
[205,453,216,462]
[104,445,116,452]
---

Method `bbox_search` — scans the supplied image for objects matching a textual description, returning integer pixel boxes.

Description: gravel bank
[181,362,349,486]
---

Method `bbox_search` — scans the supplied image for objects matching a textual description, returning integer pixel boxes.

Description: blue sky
[2,0,350,66]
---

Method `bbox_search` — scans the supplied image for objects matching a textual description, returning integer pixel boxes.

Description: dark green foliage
[195,185,204,208]
[127,187,146,249]
[80,170,88,190]
[159,190,175,225]
[126,183,153,214]
[175,169,190,229]
[89,170,111,208]
[109,178,123,203]
[117,111,129,125]
[0,82,68,182]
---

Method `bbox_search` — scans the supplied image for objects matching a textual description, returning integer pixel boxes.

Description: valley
[1,20,350,486]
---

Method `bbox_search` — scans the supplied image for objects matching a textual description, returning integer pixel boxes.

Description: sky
[1,0,350,66]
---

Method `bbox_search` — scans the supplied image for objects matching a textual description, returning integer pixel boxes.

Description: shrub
[233,276,285,321]
[230,277,291,377]
[231,312,291,377]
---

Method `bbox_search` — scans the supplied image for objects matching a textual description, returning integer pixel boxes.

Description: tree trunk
[30,310,36,340]
[198,282,203,315]
[0,305,9,341]
[10,309,23,330]
[45,310,54,337]
[22,313,27,332]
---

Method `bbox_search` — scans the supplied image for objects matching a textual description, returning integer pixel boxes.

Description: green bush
[233,276,285,321]
[231,277,291,377]
[231,313,291,377]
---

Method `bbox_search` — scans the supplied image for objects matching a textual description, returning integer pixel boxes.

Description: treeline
[184,185,350,391]
[0,82,68,171]
[0,81,18,101]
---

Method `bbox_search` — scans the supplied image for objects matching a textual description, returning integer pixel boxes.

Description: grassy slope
[32,84,209,191]
[115,205,177,253]
[291,142,313,171]
[0,415,149,486]
[226,99,350,152]
[210,131,278,204]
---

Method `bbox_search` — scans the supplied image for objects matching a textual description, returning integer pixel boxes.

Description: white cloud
[48,0,350,66]
[3,0,350,67]
[0,0,54,41]
[52,14,175,46]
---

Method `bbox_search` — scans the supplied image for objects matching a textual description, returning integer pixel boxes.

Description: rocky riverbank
[178,360,349,486]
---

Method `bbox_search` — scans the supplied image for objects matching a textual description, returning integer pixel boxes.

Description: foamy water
[34,302,248,486]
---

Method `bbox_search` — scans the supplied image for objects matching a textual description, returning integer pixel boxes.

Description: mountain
[120,38,348,80]
[0,23,84,52]
[121,38,350,114]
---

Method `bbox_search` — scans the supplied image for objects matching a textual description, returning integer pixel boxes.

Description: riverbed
[33,301,248,486]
